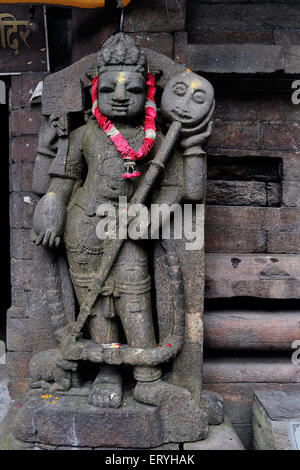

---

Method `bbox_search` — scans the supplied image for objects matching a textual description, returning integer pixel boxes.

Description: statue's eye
[173,83,187,96]
[127,86,144,94]
[99,85,114,93]
[193,90,205,104]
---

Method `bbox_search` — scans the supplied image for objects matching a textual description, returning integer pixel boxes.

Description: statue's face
[97,68,146,122]
[161,71,214,127]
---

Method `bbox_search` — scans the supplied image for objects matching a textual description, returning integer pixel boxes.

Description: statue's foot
[134,378,192,406]
[30,380,51,391]
[88,366,122,408]
[49,379,71,393]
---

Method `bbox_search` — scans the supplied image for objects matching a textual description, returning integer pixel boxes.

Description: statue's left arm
[181,121,213,202]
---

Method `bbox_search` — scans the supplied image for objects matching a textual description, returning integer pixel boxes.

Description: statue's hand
[32,192,66,248]
[180,121,213,150]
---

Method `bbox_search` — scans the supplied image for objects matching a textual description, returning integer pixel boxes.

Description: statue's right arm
[32,177,75,248]
[32,125,86,248]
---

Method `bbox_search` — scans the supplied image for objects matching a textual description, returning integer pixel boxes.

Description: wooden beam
[204,311,300,351]
[203,357,300,384]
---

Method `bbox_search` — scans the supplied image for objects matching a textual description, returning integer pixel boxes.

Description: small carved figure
[29,349,78,393]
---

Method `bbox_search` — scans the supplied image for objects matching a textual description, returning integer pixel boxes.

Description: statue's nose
[113,82,128,101]
[180,90,193,110]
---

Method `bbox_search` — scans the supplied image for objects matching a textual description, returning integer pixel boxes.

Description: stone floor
[0,365,10,425]
[184,416,244,450]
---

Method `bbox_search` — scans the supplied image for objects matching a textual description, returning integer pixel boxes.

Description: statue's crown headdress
[97,33,147,76]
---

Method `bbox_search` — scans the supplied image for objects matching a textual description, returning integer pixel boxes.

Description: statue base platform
[0,405,243,450]
[1,386,213,449]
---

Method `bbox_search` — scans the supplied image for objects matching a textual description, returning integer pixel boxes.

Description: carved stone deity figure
[10,34,224,448]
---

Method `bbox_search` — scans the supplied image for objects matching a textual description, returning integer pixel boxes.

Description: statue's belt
[69,271,151,319]
[72,187,132,217]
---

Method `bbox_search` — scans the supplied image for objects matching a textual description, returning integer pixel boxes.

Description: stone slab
[188,45,284,74]
[187,2,300,31]
[184,416,244,450]
[253,390,300,450]
[255,390,300,421]
[205,253,300,299]
[124,0,186,33]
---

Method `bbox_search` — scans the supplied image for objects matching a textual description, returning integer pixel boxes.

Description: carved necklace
[92,73,157,180]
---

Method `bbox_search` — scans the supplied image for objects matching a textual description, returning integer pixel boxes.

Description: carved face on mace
[161,70,214,128]
[97,67,146,122]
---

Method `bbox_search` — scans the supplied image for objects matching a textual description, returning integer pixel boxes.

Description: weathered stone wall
[184,0,300,449]
[7,73,46,397]
[185,0,300,74]
[5,0,300,449]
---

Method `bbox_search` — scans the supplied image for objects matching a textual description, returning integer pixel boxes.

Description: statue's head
[161,70,214,128]
[96,33,147,122]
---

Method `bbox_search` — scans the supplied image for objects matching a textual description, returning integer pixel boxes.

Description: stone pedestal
[0,384,242,450]
[1,387,211,450]
[0,397,243,450]
[253,390,300,450]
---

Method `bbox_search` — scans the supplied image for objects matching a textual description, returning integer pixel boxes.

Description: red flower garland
[92,73,157,179]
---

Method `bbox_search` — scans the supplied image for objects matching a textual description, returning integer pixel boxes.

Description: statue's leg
[114,241,192,406]
[116,290,192,406]
[87,296,123,409]
[115,289,162,383]
[64,204,123,408]
[69,284,123,408]
[112,241,162,385]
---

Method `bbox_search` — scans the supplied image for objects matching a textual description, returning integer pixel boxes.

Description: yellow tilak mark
[118,72,126,84]
[190,80,201,91]
[48,191,55,197]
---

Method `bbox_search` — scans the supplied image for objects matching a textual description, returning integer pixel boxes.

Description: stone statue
[10,34,224,448]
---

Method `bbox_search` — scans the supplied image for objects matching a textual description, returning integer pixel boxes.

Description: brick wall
[7,73,47,397]
[183,0,300,449]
